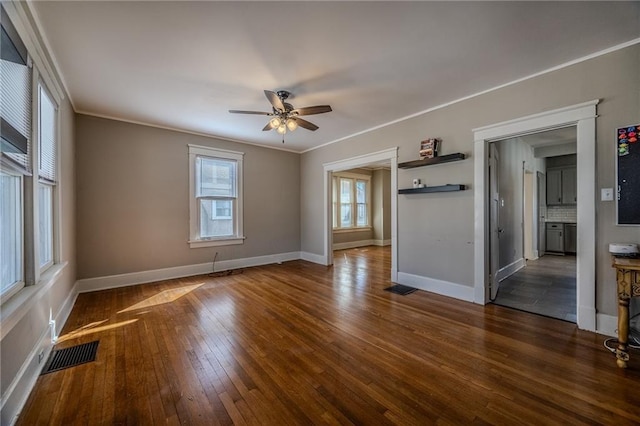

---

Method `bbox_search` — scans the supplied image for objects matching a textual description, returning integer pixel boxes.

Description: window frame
[188,144,245,248]
[36,81,58,273]
[332,172,372,231]
[0,169,25,301]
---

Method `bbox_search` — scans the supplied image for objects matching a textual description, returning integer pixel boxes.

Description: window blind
[38,85,56,183]
[1,7,31,173]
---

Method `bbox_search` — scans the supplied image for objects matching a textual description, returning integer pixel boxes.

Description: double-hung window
[188,145,244,248]
[332,173,371,230]
[1,5,60,303]
[1,7,31,300]
[38,84,57,270]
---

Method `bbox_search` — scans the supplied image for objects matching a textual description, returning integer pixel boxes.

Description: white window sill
[188,236,245,248]
[1,261,68,340]
[333,227,372,234]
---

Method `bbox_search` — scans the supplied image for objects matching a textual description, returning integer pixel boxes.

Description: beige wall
[75,115,300,279]
[372,169,391,242]
[1,96,76,421]
[301,44,640,316]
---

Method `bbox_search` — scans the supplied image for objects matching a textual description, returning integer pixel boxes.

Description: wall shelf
[398,153,465,169]
[398,184,466,194]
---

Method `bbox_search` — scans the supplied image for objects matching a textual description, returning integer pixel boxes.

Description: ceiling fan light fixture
[277,124,287,134]
[286,119,298,132]
[269,117,282,128]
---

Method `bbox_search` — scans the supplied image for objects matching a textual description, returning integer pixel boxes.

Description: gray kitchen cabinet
[545,223,564,253]
[547,169,562,205]
[561,167,577,205]
[564,223,577,254]
[546,167,576,205]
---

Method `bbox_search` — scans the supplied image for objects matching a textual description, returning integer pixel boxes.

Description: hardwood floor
[18,246,640,425]
[492,255,576,322]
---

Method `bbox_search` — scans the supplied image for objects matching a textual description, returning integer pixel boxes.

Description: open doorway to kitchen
[489,127,577,322]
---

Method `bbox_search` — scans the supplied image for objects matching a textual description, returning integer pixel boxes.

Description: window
[38,84,57,270]
[1,7,30,300]
[1,6,60,302]
[188,145,244,248]
[332,173,371,229]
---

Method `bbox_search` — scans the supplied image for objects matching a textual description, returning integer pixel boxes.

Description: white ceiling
[31,1,640,153]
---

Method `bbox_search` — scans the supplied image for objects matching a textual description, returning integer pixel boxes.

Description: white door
[489,143,500,300]
[537,172,546,255]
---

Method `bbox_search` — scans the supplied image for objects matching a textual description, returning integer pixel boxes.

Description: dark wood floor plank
[16,246,640,425]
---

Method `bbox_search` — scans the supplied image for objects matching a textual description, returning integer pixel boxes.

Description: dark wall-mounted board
[617,124,640,225]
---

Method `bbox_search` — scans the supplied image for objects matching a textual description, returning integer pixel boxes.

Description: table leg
[617,296,630,368]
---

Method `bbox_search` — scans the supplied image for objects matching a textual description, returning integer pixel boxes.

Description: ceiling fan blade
[292,117,319,131]
[264,90,286,112]
[291,105,332,116]
[229,110,271,115]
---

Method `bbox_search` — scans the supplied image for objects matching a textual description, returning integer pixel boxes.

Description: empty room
[2,1,640,424]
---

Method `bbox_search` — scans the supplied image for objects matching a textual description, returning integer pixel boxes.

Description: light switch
[601,188,614,201]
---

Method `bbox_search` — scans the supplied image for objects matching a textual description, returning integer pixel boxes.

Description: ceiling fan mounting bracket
[276,90,291,101]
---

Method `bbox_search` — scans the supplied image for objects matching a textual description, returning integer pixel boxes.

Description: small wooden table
[611,256,640,368]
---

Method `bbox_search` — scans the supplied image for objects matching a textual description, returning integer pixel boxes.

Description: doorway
[322,148,398,282]
[473,100,598,332]
[488,131,577,322]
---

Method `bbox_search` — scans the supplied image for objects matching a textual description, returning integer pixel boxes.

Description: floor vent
[41,341,99,375]
[384,284,418,295]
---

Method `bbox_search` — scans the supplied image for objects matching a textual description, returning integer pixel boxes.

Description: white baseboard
[300,251,327,265]
[397,272,474,302]
[332,239,391,250]
[333,240,374,250]
[578,305,597,333]
[77,252,301,293]
[596,313,617,337]
[1,280,79,426]
[497,258,526,282]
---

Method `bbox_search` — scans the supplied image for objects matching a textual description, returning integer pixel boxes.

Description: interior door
[489,143,500,300]
[537,171,546,255]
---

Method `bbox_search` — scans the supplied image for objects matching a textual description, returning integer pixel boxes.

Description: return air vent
[41,341,99,375]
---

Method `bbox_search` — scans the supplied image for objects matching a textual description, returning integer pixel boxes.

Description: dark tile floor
[492,255,576,322]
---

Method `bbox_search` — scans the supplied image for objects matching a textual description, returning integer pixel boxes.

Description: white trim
[397,272,475,302]
[333,240,375,251]
[332,227,372,234]
[497,258,526,282]
[76,252,301,293]
[596,314,617,338]
[3,1,65,104]
[188,145,245,249]
[299,251,327,265]
[473,101,598,333]
[322,148,398,282]
[302,39,639,154]
[0,262,68,340]
[0,280,78,426]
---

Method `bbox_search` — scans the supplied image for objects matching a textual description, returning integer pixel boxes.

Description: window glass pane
[340,178,352,204]
[357,203,367,227]
[1,172,22,294]
[340,204,351,227]
[197,157,236,197]
[38,85,56,182]
[356,180,366,203]
[38,183,53,267]
[200,199,234,238]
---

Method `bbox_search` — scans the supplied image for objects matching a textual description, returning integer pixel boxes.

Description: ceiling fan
[229,90,332,137]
